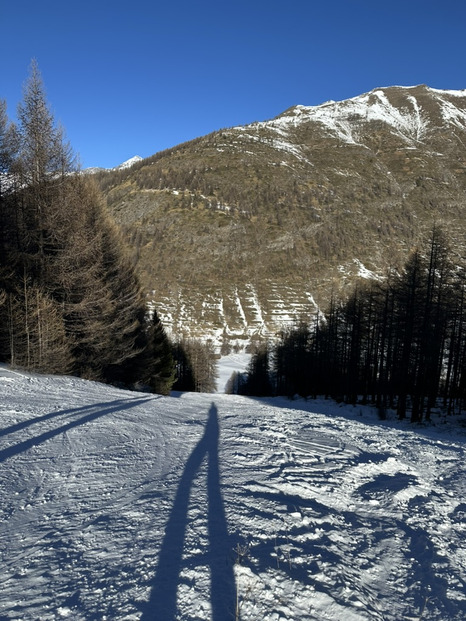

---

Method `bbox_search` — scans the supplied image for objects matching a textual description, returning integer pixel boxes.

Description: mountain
[84,155,142,175]
[115,155,143,170]
[96,85,466,347]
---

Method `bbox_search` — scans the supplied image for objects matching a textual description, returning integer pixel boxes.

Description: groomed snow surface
[0,366,465,621]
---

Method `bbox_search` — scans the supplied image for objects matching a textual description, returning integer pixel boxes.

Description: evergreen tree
[172,339,195,391]
[6,280,72,374]
[0,62,170,386]
[15,60,74,186]
[225,370,247,394]
[274,323,312,397]
[146,310,175,395]
[0,100,14,329]
[245,342,273,396]
[0,99,15,186]
[172,337,217,393]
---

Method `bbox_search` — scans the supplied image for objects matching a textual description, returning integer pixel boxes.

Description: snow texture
[0,365,465,620]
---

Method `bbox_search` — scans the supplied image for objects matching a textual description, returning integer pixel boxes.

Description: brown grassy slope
[96,85,466,341]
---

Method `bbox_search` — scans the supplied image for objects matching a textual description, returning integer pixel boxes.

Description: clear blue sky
[2,0,465,169]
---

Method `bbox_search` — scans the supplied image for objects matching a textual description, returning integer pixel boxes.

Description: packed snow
[1,365,465,620]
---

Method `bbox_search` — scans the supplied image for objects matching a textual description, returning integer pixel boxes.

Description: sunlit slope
[98,85,466,342]
[1,367,465,619]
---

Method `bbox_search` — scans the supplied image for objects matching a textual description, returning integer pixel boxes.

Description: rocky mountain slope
[96,85,466,347]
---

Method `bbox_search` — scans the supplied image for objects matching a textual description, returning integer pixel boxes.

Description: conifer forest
[0,62,216,394]
[243,228,466,421]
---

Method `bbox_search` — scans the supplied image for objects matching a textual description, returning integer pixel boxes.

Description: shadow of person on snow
[141,402,236,621]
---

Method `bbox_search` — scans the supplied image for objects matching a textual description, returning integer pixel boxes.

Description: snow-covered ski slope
[0,366,465,620]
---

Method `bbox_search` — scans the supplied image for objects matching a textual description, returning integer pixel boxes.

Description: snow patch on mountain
[83,155,143,174]
[337,259,382,282]
[436,98,466,130]
[242,86,466,149]
[430,87,466,97]
[152,284,323,348]
[229,126,313,165]
[353,259,382,280]
[271,88,432,145]
[115,155,143,170]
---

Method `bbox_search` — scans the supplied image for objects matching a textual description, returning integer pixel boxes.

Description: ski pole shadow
[141,402,236,621]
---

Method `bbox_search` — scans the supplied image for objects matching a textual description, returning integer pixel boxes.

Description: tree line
[0,62,216,394]
[240,228,466,422]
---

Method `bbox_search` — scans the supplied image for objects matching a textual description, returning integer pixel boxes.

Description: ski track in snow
[0,367,465,620]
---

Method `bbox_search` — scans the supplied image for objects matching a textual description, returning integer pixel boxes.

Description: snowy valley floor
[0,367,465,620]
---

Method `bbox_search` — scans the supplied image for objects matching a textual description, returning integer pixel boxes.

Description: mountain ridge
[96,85,466,348]
[84,155,143,175]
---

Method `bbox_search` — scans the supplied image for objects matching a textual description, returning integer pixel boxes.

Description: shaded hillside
[96,85,466,345]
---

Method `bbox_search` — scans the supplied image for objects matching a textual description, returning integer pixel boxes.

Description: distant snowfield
[0,367,465,620]
[215,352,250,393]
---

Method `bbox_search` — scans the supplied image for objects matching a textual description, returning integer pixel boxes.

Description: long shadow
[141,403,236,621]
[240,395,466,444]
[0,396,153,463]
[0,398,143,438]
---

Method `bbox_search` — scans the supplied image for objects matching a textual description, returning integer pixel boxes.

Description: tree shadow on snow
[0,396,154,463]
[245,486,465,620]
[140,403,236,621]
[0,398,156,439]
[241,395,466,444]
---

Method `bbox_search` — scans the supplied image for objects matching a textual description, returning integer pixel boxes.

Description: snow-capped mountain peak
[248,85,466,147]
[83,155,143,175]
[96,84,466,345]
[114,155,143,170]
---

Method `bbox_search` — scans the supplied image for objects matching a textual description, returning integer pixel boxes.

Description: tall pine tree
[0,61,172,388]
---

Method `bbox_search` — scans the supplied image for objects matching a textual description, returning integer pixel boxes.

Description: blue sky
[1,0,465,169]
